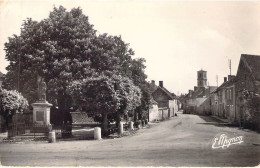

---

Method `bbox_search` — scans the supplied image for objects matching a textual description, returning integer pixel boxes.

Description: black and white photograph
[0,0,259,167]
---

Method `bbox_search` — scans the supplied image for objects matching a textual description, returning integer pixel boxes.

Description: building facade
[183,70,216,115]
[234,54,260,129]
[149,80,178,121]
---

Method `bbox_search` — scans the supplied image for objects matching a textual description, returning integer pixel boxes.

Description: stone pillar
[129,121,134,130]
[48,131,56,143]
[32,101,52,125]
[94,127,101,140]
[119,122,124,134]
[32,77,52,126]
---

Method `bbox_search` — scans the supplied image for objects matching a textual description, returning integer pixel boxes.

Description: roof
[192,87,206,98]
[214,76,237,92]
[171,92,176,97]
[152,85,175,100]
[240,54,260,81]
[159,86,175,100]
[150,84,158,93]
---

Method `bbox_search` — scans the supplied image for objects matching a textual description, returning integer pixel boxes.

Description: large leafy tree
[0,88,28,127]
[4,6,96,122]
[68,74,141,133]
[4,5,149,124]
[3,6,135,122]
[128,58,152,121]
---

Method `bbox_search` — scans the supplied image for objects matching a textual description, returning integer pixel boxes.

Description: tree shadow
[197,115,236,128]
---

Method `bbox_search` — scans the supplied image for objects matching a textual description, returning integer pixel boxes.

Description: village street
[0,111,259,167]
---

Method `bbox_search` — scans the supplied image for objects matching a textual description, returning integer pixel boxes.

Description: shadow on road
[197,115,236,128]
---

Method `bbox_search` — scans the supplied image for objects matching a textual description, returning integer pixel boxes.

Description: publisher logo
[212,133,243,149]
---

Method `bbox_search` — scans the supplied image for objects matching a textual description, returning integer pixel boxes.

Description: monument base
[32,100,52,125]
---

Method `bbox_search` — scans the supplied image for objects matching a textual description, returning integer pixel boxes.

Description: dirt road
[0,111,259,166]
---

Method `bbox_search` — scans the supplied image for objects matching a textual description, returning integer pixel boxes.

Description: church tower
[197,70,207,88]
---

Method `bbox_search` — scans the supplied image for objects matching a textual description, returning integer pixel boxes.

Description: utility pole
[228,59,231,75]
[216,75,218,87]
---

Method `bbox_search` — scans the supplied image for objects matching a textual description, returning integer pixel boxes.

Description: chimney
[151,80,155,86]
[159,81,163,87]
[188,90,193,97]
[189,90,193,94]
[224,77,227,82]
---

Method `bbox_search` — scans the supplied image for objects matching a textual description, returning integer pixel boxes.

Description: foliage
[68,74,141,131]
[0,88,28,117]
[3,5,150,124]
[240,89,260,128]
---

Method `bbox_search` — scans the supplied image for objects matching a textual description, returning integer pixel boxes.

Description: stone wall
[158,107,170,120]
[185,97,211,115]
[196,97,211,115]
[169,100,178,116]
[149,105,171,121]
[149,104,159,122]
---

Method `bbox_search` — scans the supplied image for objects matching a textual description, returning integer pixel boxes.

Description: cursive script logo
[212,133,243,149]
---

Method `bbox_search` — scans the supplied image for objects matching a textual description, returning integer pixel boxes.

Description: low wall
[149,104,159,122]
[149,105,170,121]
[158,108,170,120]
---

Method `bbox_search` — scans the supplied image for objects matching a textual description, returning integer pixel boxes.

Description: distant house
[0,71,4,88]
[210,54,260,127]
[149,80,178,121]
[235,54,260,127]
[210,75,236,122]
[183,70,216,115]
[152,81,178,116]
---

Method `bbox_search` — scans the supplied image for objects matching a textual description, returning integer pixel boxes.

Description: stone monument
[32,78,52,125]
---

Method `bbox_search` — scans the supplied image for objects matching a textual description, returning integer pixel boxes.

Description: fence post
[129,121,134,130]
[94,127,101,140]
[119,122,124,134]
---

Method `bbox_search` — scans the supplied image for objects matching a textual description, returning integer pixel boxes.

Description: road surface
[0,111,259,166]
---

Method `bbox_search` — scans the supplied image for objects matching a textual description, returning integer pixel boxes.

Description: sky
[1,1,260,95]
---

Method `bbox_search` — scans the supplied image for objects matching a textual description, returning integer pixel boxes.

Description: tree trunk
[134,111,137,123]
[116,111,121,128]
[57,90,72,125]
[102,112,108,135]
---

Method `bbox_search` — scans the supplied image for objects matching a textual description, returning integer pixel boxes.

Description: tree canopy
[68,74,141,132]
[0,88,28,118]
[3,6,150,125]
